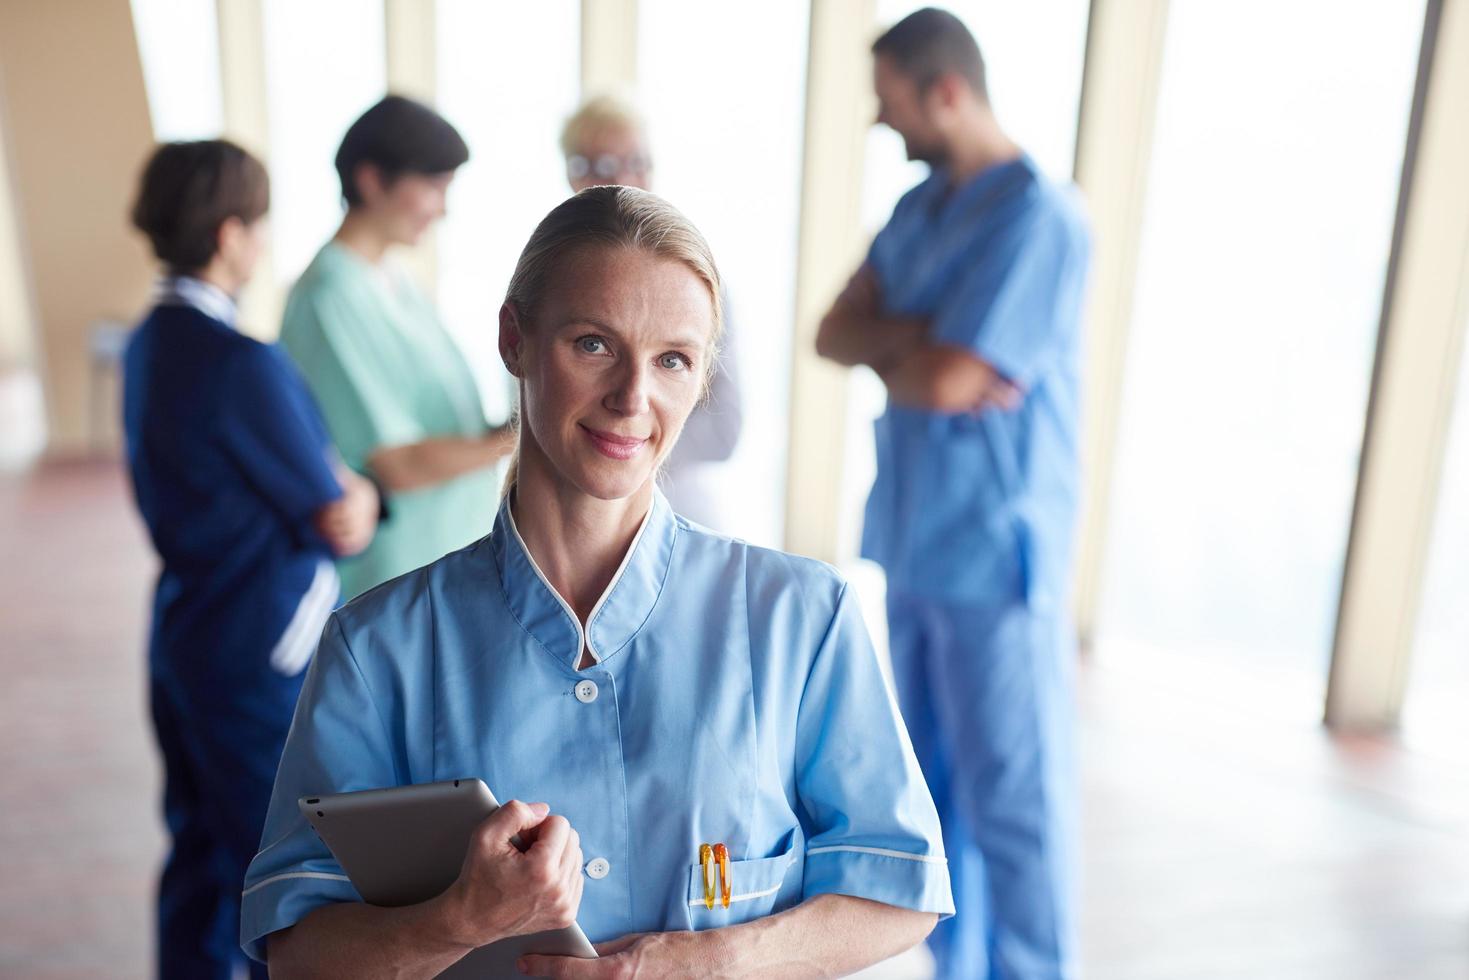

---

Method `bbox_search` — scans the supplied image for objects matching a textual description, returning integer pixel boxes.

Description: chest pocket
[682,837,798,931]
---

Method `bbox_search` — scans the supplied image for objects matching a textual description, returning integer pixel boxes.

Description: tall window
[1406,326,1469,757]
[838,0,1093,559]
[435,0,581,424]
[637,0,811,547]
[261,0,386,287]
[129,0,224,140]
[1094,0,1427,709]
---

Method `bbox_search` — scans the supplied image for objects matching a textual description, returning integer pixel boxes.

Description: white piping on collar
[505,494,656,667]
[155,275,237,327]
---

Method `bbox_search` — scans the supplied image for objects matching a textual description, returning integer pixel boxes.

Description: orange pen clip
[713,843,731,909]
[699,843,716,910]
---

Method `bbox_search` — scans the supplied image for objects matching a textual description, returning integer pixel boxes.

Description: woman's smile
[579,423,648,460]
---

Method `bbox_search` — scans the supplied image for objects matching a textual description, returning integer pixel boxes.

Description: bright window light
[129,0,224,141]
[435,0,581,424]
[637,0,811,547]
[1095,0,1427,705]
[261,0,386,286]
[1406,322,1469,757]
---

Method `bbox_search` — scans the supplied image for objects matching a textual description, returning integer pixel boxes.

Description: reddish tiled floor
[1,461,162,979]
[2,460,1467,979]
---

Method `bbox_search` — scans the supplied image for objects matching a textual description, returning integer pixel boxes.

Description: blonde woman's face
[503,246,714,503]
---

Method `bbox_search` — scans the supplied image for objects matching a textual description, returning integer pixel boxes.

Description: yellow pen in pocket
[699,843,716,910]
[713,843,731,909]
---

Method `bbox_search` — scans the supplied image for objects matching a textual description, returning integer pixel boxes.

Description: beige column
[0,94,35,372]
[0,78,45,468]
[1327,0,1469,730]
[216,0,281,338]
[386,0,440,298]
[386,0,437,101]
[782,0,877,561]
[0,0,156,455]
[1069,0,1172,645]
[580,0,639,94]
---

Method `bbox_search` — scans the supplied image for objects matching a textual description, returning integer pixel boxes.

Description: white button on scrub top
[574,679,599,704]
[585,857,610,880]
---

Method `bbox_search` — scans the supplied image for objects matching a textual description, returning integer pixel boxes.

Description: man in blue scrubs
[816,9,1090,979]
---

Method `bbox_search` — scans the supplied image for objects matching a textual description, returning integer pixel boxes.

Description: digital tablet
[300,779,597,978]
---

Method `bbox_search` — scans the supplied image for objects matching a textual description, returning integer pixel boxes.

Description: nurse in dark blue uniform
[123,140,380,980]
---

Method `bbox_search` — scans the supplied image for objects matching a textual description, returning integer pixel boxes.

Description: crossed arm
[524,892,936,979]
[367,426,518,494]
[265,801,935,980]
[814,265,1020,414]
[307,429,516,552]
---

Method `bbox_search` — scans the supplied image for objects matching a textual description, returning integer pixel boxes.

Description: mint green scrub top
[280,242,498,600]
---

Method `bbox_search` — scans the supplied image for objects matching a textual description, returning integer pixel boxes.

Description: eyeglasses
[566,152,652,182]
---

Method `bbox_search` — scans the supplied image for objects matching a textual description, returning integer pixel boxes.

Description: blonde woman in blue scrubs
[242,187,953,977]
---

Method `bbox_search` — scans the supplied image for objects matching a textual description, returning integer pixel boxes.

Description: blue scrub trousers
[150,667,302,980]
[886,591,1077,980]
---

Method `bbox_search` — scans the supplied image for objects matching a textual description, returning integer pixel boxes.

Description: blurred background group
[2,1,1468,978]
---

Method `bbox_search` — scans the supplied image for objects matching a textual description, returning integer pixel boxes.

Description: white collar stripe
[156,275,237,328]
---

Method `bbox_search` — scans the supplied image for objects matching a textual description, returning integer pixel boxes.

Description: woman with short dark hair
[124,139,380,980]
[280,95,513,601]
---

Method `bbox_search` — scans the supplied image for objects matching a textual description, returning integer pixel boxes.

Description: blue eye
[660,352,692,371]
[577,336,607,354]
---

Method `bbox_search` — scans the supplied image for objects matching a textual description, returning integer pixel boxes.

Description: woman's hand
[520,930,724,979]
[436,800,586,949]
[315,468,379,556]
[265,805,580,980]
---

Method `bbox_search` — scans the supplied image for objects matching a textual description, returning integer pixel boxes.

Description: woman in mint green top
[281,96,512,599]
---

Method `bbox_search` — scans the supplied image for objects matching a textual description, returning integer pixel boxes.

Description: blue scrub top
[241,491,952,960]
[123,283,343,683]
[862,155,1091,608]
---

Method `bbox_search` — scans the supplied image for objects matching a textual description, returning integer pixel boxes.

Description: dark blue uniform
[122,280,342,980]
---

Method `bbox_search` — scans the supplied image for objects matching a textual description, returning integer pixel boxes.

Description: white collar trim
[156,275,237,328]
[504,494,656,668]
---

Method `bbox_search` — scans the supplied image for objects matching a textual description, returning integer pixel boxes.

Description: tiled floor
[1,461,162,980]
[2,460,1467,979]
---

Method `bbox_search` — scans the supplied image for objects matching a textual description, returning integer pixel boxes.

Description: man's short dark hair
[335,94,470,207]
[130,139,269,274]
[872,7,987,100]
